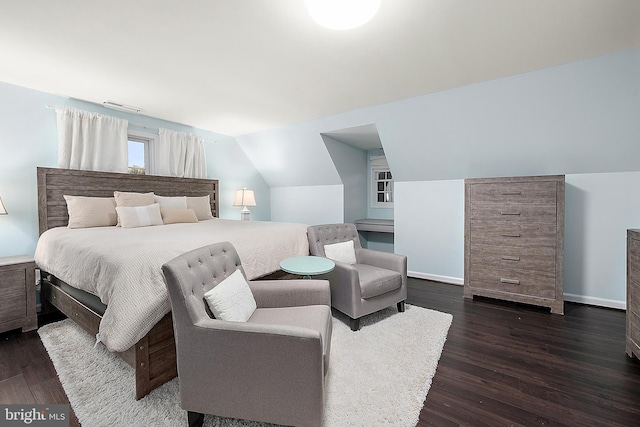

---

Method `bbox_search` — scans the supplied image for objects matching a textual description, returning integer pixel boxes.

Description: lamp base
[240,207,251,221]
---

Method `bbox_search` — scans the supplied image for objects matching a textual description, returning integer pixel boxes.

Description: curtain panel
[56,106,128,173]
[150,128,206,178]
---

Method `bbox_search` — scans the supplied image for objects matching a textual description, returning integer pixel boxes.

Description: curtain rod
[45,105,218,143]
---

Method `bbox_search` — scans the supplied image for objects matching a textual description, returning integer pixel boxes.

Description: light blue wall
[322,135,367,224]
[377,48,640,181]
[270,185,343,225]
[0,81,268,258]
[237,48,640,308]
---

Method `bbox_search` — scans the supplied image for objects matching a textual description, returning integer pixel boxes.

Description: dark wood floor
[408,279,640,426]
[1,279,640,426]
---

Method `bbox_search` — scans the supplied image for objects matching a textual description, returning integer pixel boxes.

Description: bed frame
[37,167,219,399]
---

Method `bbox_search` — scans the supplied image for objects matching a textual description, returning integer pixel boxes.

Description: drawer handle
[501,191,522,195]
[501,255,520,261]
[501,233,521,237]
[500,211,521,216]
[500,278,520,285]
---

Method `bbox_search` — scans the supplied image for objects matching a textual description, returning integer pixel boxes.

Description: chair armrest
[356,248,407,275]
[248,279,330,308]
[324,261,362,305]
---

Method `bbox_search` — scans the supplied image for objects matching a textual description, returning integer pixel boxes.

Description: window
[370,154,393,208]
[127,130,153,174]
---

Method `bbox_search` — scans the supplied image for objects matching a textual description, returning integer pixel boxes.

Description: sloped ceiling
[0,0,638,136]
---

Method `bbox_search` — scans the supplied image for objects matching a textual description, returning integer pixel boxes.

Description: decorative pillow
[115,203,163,228]
[64,195,117,228]
[154,195,187,209]
[324,240,357,265]
[186,195,214,220]
[161,208,198,224]
[113,191,155,207]
[203,269,257,322]
[114,191,155,226]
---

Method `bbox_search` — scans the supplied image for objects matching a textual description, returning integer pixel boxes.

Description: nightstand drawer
[0,270,27,323]
[0,257,37,333]
[469,181,557,204]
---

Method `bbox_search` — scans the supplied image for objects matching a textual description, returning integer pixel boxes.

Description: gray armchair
[162,242,332,427]
[307,223,407,331]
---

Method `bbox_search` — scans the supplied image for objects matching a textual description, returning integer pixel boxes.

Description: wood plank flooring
[1,279,639,426]
[409,279,640,426]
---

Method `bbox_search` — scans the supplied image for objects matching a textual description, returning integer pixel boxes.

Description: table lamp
[233,188,256,221]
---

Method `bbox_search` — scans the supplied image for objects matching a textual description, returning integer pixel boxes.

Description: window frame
[370,154,394,208]
[127,130,155,175]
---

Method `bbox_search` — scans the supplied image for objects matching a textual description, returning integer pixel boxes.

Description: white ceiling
[0,0,638,137]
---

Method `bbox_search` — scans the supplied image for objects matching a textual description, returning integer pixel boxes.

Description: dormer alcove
[320,124,395,253]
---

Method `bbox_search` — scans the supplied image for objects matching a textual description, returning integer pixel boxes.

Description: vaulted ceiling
[1,0,638,136]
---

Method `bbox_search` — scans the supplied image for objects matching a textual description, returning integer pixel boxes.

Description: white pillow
[186,195,214,220]
[204,269,257,322]
[63,195,117,228]
[154,195,187,209]
[324,240,357,265]
[115,203,164,228]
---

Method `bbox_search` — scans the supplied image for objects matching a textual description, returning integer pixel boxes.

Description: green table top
[279,256,335,276]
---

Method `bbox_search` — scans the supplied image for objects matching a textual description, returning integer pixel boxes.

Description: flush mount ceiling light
[306,0,381,30]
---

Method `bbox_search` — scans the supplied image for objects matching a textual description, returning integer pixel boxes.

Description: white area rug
[39,305,452,426]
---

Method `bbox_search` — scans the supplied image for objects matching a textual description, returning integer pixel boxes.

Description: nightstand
[0,255,37,333]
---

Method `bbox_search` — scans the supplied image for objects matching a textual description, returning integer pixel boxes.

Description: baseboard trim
[408,273,626,310]
[408,271,463,285]
[563,293,626,310]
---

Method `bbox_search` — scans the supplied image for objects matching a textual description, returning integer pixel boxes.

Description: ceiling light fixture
[102,100,143,114]
[306,0,381,30]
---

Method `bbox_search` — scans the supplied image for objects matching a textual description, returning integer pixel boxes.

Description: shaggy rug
[39,305,452,426]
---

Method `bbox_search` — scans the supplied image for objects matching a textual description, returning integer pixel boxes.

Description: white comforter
[34,219,309,352]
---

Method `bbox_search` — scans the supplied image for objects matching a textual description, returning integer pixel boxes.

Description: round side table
[279,256,335,279]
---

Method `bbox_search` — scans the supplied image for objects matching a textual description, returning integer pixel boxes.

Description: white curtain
[56,106,128,173]
[150,128,206,178]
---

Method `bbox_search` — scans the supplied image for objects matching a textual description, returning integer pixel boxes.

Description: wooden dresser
[464,175,565,314]
[627,229,640,360]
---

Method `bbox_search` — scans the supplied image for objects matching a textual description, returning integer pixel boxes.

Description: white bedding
[34,219,309,352]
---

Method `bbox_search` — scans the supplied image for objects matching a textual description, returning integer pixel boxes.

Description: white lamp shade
[0,196,6,215]
[233,189,256,207]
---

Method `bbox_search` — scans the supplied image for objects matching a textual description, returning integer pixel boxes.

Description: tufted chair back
[307,223,362,258]
[162,241,246,327]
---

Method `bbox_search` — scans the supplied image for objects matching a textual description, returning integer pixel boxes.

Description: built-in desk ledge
[354,219,394,233]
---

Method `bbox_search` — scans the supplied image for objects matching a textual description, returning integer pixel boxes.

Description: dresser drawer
[470,222,557,247]
[469,181,557,204]
[468,265,556,298]
[469,245,556,272]
[470,203,558,223]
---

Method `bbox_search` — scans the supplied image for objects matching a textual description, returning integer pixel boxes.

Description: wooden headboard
[37,167,219,235]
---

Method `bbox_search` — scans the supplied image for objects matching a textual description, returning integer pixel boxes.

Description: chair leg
[188,411,204,427]
[397,301,406,312]
[350,317,360,331]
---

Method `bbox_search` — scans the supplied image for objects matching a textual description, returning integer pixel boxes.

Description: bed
[35,167,309,399]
